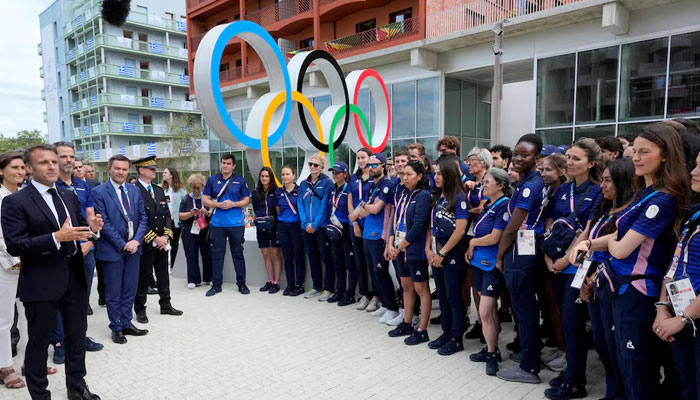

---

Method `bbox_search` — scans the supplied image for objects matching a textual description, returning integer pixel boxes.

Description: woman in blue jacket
[275,165,305,296]
[298,154,334,300]
[387,160,432,346]
[252,167,282,294]
[326,162,355,305]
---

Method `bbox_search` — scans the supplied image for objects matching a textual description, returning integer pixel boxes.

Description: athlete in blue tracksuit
[543,144,603,399]
[275,166,306,296]
[298,159,334,298]
[496,134,546,384]
[348,149,374,307]
[326,162,356,305]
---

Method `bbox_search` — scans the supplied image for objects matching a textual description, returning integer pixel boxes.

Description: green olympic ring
[329,104,372,167]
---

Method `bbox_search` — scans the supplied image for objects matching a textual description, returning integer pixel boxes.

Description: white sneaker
[386,309,405,326]
[169,267,173,275]
[187,283,195,289]
[304,289,321,299]
[318,291,333,302]
[380,310,400,324]
[366,297,380,312]
[370,306,387,317]
[542,348,564,363]
[356,296,370,311]
[544,352,567,372]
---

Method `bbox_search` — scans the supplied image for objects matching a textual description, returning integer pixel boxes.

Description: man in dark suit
[2,144,103,400]
[91,155,149,345]
[133,156,183,323]
[82,164,100,189]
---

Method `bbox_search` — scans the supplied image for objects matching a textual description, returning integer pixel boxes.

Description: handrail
[245,0,313,27]
[325,18,419,56]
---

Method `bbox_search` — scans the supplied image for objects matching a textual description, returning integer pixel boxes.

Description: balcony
[40,66,44,78]
[245,0,313,34]
[98,93,197,113]
[426,0,585,39]
[96,64,190,87]
[100,122,169,136]
[187,0,219,12]
[125,10,188,35]
[92,34,189,61]
[325,18,420,57]
[284,46,314,61]
[37,43,42,56]
[43,111,47,123]
[41,89,46,100]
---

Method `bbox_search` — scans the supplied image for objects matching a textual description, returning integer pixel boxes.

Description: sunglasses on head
[308,162,320,168]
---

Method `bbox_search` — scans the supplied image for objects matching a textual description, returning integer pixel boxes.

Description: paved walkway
[6,278,606,399]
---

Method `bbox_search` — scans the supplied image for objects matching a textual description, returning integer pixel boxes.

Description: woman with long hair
[467,168,512,375]
[253,167,282,294]
[573,123,688,399]
[542,138,603,399]
[162,167,187,272]
[387,160,432,345]
[496,133,546,384]
[348,148,376,310]
[178,173,213,288]
[298,154,334,300]
[569,158,634,400]
[326,162,355,305]
[275,165,306,296]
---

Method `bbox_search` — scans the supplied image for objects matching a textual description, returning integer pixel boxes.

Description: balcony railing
[245,0,313,27]
[426,0,585,38]
[100,122,168,135]
[190,32,206,54]
[187,0,218,10]
[96,64,190,86]
[284,46,314,61]
[219,67,243,84]
[39,66,44,78]
[125,11,187,34]
[41,89,46,100]
[37,43,42,55]
[99,93,196,112]
[93,34,189,60]
[325,18,419,56]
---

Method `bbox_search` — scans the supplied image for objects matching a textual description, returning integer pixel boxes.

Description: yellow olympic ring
[261,90,325,187]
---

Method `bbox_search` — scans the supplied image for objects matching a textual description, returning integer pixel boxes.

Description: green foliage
[0,129,46,153]
[158,114,207,171]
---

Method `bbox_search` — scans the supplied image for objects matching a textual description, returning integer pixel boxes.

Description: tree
[0,129,46,153]
[158,113,207,173]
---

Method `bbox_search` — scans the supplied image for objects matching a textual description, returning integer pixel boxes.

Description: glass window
[536,128,573,146]
[461,81,476,137]
[356,20,376,34]
[476,101,490,139]
[617,122,656,138]
[619,37,668,121]
[416,137,439,161]
[389,8,412,23]
[392,81,415,139]
[536,54,575,127]
[574,125,615,141]
[444,77,461,136]
[417,77,439,137]
[668,31,700,117]
[576,46,618,124]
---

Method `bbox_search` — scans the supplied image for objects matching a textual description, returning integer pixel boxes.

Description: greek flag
[72,102,77,112]
[179,74,189,84]
[94,150,101,161]
[147,142,157,156]
[86,37,93,50]
[182,141,192,153]
[177,21,187,32]
[68,49,74,59]
[77,150,83,158]
[122,122,136,133]
[118,66,134,77]
[76,15,83,27]
[119,146,127,156]
[80,71,86,81]
[83,125,89,135]
[150,97,166,108]
[148,42,164,54]
[90,95,97,106]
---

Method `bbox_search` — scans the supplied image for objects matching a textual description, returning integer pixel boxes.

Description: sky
[0,0,55,137]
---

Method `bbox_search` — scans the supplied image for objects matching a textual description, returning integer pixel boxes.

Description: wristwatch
[680,312,693,324]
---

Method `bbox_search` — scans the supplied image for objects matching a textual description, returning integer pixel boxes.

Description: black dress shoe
[111,330,127,344]
[122,326,149,336]
[136,311,149,324]
[87,304,93,316]
[147,286,158,295]
[160,305,183,315]
[67,384,101,400]
[98,297,106,306]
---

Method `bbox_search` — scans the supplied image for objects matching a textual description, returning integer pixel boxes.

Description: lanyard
[358,178,363,201]
[569,183,575,212]
[332,183,347,211]
[282,186,297,215]
[473,196,508,233]
[467,185,483,209]
[215,177,231,199]
[117,185,132,220]
[676,209,700,276]
[263,190,270,216]
[394,189,417,232]
[615,190,659,228]
[191,194,200,209]
[589,213,614,241]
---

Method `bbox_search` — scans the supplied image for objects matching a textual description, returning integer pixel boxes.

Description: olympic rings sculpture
[194,21,391,184]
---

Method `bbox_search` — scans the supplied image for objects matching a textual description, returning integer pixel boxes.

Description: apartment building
[39,0,201,161]
[187,0,698,181]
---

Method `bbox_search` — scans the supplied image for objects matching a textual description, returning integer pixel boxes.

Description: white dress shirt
[31,179,74,251]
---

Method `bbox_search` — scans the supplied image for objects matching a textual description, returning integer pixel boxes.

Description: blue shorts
[407,259,429,282]
[256,230,280,248]
[473,267,501,298]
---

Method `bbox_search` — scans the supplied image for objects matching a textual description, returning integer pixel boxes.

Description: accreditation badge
[190,220,201,235]
[571,259,593,290]
[517,229,536,256]
[395,230,406,251]
[667,278,696,316]
[127,221,134,240]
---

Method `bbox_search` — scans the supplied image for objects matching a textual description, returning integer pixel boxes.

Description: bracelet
[437,250,446,258]
[586,239,592,248]
[654,301,671,311]
[680,312,692,324]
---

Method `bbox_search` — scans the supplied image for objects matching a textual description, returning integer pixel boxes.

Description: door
[138,33,148,51]
[141,88,150,107]
[140,61,149,79]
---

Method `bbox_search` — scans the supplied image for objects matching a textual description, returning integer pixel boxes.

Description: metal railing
[100,122,168,135]
[99,93,196,112]
[245,0,313,27]
[125,10,187,34]
[219,67,244,84]
[190,32,206,54]
[284,46,314,61]
[94,34,189,59]
[96,64,190,85]
[37,43,42,56]
[325,18,419,56]
[39,66,43,78]
[426,0,585,38]
[187,0,218,10]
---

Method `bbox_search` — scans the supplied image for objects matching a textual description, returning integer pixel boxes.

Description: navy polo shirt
[431,193,469,240]
[611,186,676,297]
[363,177,395,241]
[508,170,546,235]
[392,183,409,232]
[403,189,432,261]
[348,172,372,228]
[330,183,350,224]
[57,176,94,218]
[550,180,602,274]
[252,189,277,218]
[589,211,614,264]
[466,182,488,209]
[275,185,300,223]
[675,205,700,292]
[203,173,250,228]
[471,196,510,271]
